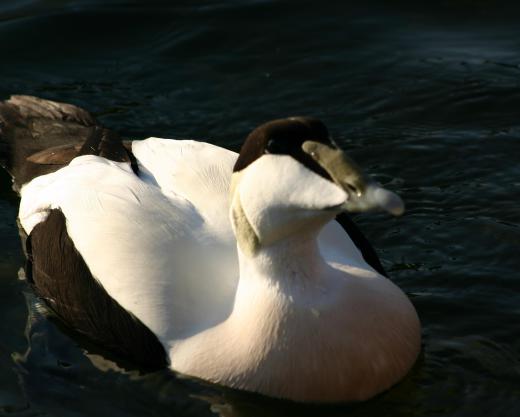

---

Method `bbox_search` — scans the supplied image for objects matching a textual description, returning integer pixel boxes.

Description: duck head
[230,117,404,256]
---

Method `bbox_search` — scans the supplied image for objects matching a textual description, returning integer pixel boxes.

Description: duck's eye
[265,138,288,154]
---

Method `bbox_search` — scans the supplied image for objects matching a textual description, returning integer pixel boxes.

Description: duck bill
[301,140,404,216]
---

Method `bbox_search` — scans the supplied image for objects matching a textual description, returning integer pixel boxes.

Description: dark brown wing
[1,96,161,370]
[27,209,167,370]
[0,95,136,191]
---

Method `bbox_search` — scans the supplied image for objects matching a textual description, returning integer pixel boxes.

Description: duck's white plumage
[18,134,420,402]
[20,138,372,340]
[20,139,235,340]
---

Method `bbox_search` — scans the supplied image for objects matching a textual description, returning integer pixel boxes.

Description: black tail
[0,95,134,192]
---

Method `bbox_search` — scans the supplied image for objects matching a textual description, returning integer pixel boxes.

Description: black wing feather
[335,213,388,277]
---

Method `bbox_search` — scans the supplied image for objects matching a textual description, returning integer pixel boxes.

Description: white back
[132,138,237,237]
[20,152,237,342]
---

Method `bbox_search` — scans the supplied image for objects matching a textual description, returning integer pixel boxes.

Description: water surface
[1,1,519,416]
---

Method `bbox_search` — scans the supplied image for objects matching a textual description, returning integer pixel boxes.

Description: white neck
[237,226,330,289]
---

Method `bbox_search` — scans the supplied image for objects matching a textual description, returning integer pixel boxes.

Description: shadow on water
[1,0,520,416]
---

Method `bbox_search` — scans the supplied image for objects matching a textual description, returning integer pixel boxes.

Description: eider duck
[0,95,421,403]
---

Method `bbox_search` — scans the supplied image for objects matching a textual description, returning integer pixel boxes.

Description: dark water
[1,0,520,416]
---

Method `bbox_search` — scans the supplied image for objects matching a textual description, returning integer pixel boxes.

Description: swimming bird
[0,95,421,403]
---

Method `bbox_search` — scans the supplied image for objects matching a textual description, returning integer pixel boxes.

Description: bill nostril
[344,183,361,197]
